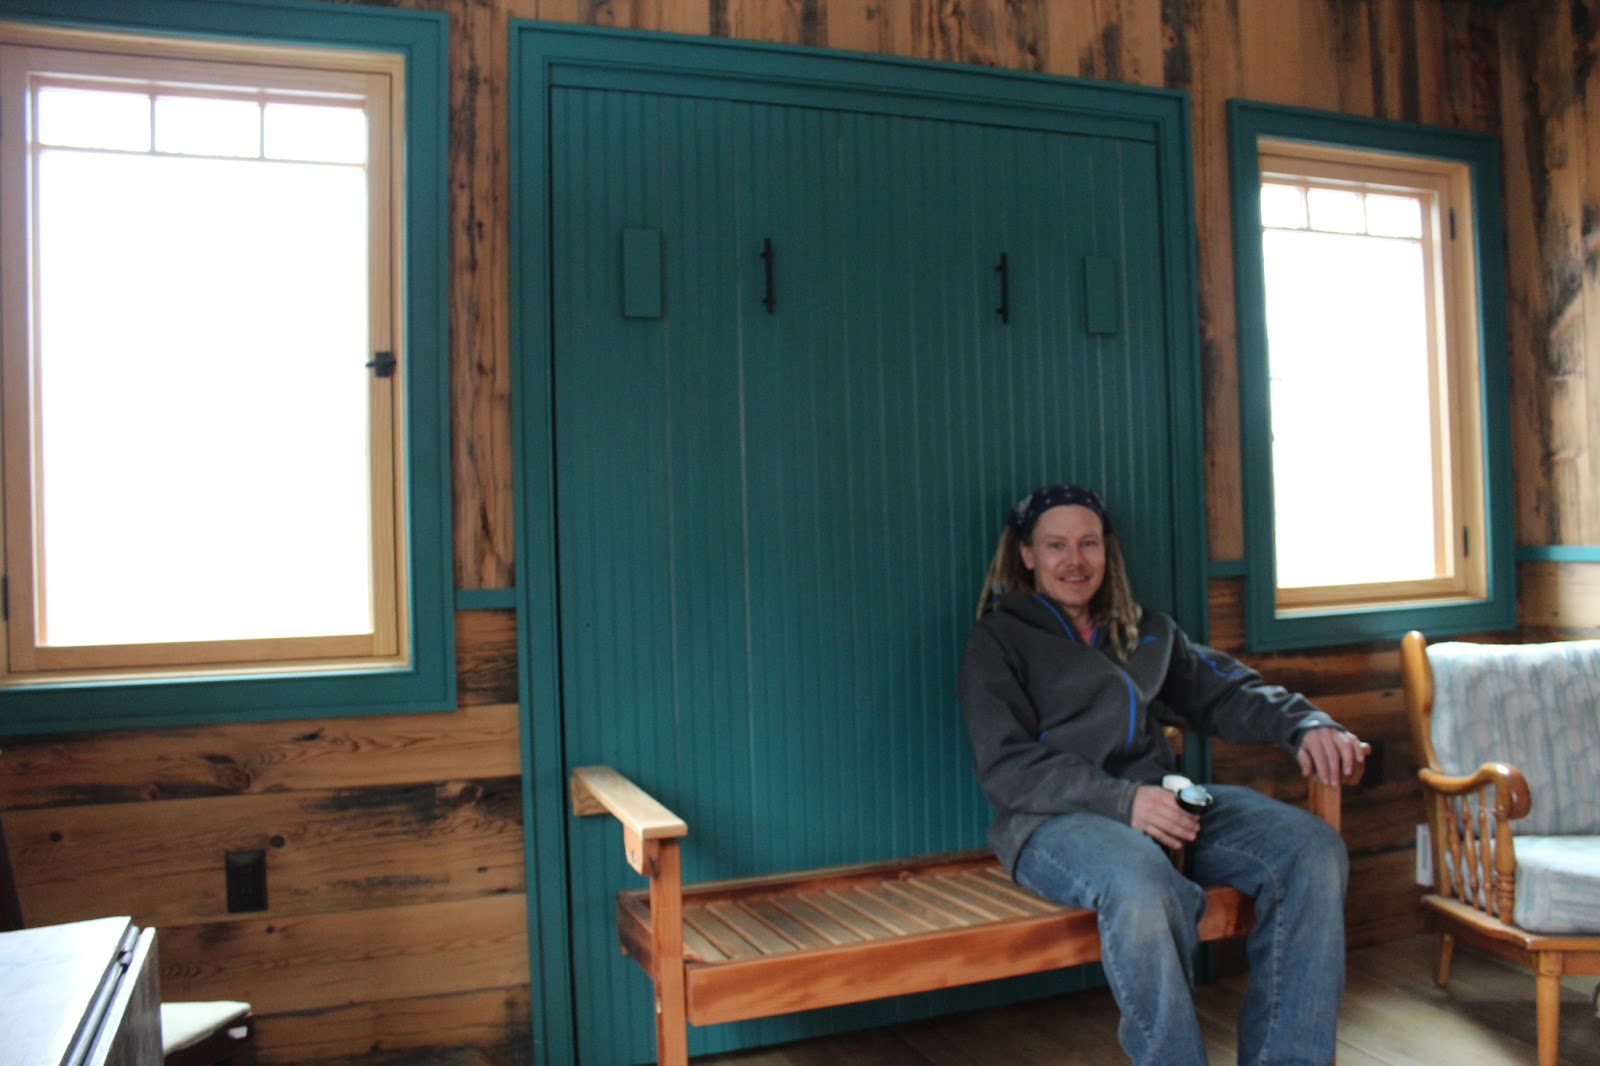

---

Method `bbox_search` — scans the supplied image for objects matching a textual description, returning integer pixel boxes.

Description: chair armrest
[571,766,688,876]
[1417,760,1528,923]
[1419,761,1532,821]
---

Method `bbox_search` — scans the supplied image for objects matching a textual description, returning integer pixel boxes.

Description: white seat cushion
[1513,836,1600,935]
[160,1000,251,1053]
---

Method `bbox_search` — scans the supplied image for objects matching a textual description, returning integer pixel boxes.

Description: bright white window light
[1261,182,1441,591]
[38,86,150,150]
[32,90,374,647]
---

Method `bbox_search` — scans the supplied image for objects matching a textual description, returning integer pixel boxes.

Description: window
[1229,102,1512,651]
[0,4,452,732]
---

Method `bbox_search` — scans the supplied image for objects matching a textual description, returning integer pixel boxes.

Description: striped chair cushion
[1427,640,1600,837]
[1513,836,1600,935]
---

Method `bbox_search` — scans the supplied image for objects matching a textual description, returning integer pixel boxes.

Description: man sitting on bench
[959,484,1367,1066]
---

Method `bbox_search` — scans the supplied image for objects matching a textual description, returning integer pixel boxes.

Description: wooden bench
[571,760,1351,1066]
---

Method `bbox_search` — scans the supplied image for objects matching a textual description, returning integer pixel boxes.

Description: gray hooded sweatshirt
[959,591,1338,874]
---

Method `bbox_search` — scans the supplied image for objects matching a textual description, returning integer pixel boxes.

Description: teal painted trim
[528,20,1176,143]
[1160,94,1209,642]
[552,64,1155,143]
[455,587,518,611]
[511,22,1209,1062]
[0,0,444,48]
[1227,100,1515,653]
[509,27,571,1066]
[1516,544,1600,560]
[1208,559,1248,578]
[0,0,455,736]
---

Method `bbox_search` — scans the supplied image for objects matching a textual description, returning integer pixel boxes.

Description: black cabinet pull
[761,237,776,314]
[995,253,1009,324]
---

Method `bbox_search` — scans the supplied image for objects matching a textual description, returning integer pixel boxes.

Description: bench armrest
[571,766,688,875]
[1304,745,1368,833]
[571,766,689,1052]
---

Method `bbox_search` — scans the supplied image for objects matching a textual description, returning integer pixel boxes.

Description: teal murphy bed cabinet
[511,23,1206,1066]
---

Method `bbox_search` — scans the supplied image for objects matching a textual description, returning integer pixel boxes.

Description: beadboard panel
[540,59,1196,1060]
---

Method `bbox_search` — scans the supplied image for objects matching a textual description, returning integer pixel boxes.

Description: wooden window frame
[1258,143,1487,614]
[0,30,408,682]
[0,0,452,734]
[1229,102,1513,652]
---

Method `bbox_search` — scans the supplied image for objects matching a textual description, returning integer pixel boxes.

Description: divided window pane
[2,30,406,681]
[1256,144,1484,614]
[38,86,150,150]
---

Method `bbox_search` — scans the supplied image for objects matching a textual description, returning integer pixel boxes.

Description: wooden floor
[697,935,1600,1065]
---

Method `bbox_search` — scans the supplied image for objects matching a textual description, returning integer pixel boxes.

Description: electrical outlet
[1415,824,1433,886]
[225,849,267,913]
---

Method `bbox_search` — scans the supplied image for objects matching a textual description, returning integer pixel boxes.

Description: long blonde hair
[974,524,1144,659]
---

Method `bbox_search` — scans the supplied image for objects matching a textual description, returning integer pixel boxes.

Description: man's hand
[1131,785,1200,850]
[1296,726,1370,785]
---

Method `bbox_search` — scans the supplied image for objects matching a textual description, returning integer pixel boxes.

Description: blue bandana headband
[1006,484,1111,540]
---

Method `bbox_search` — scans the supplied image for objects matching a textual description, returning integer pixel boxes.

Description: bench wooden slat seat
[614,847,1258,1028]
[572,759,1348,1066]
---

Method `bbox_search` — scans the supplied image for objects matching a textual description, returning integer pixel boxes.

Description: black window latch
[366,350,397,378]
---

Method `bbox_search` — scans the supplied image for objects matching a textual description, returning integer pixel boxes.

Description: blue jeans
[1013,784,1348,1065]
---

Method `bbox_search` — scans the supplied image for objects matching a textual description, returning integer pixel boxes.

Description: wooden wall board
[446,0,516,591]
[1343,782,1427,856]
[1175,0,1248,561]
[1346,849,1429,946]
[1581,5,1600,547]
[5,777,523,928]
[1443,2,1500,133]
[1114,0,1166,87]
[157,894,529,1015]
[1499,20,1549,547]
[1500,0,1600,546]
[821,1,898,57]
[1295,0,1352,114]
[1369,0,1410,121]
[0,702,520,810]
[720,0,823,47]
[1536,5,1597,543]
[1206,576,1250,651]
[1039,0,1163,85]
[457,611,519,706]
[1412,0,1448,126]
[1517,559,1600,627]
[1236,0,1306,106]
[252,986,532,1064]
[1205,579,1405,696]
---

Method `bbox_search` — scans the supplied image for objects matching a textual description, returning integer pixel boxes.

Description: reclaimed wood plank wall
[0,612,527,1063]
[2,1,1598,1062]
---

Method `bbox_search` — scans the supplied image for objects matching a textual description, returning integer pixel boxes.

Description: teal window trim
[1228,100,1514,652]
[455,588,517,611]
[1518,546,1600,563]
[0,0,454,736]
[511,22,1207,1064]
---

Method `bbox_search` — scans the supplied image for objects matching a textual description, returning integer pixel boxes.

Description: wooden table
[0,916,161,1066]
